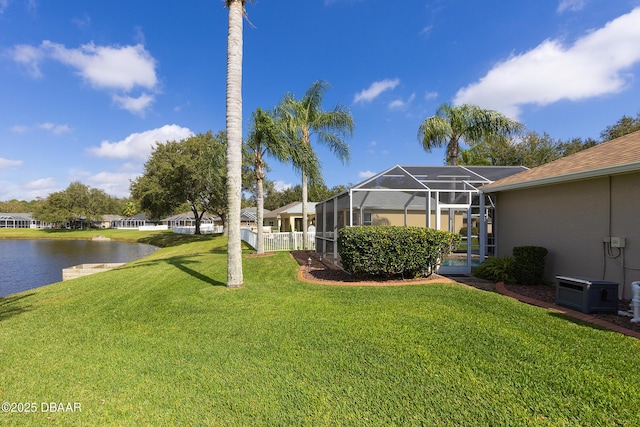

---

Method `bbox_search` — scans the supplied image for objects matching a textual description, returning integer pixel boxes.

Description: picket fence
[173,224,224,235]
[241,228,315,251]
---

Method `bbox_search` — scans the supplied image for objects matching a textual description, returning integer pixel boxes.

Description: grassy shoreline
[0,227,169,244]
[1,229,640,425]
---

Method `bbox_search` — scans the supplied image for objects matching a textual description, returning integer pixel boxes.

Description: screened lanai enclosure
[315,165,527,274]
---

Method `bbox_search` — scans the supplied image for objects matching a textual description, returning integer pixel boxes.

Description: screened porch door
[436,205,471,275]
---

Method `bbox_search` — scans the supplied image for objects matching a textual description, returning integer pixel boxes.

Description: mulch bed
[290,251,454,286]
[290,251,640,335]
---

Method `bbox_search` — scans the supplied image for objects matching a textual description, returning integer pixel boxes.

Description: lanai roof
[355,165,528,191]
[481,130,640,193]
[0,212,33,220]
[319,165,528,211]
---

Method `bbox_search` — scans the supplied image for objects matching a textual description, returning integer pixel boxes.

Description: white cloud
[388,99,405,110]
[9,123,71,134]
[10,125,28,133]
[112,93,155,115]
[0,157,23,169]
[389,93,417,110]
[88,170,140,198]
[454,8,640,118]
[21,177,59,200]
[0,177,62,201]
[88,124,194,161]
[11,40,159,115]
[273,180,292,191]
[41,41,157,91]
[558,0,587,14]
[11,44,45,78]
[38,122,72,134]
[72,15,91,29]
[354,78,400,103]
[358,170,376,179]
[424,91,438,100]
[420,26,433,37]
[0,0,9,14]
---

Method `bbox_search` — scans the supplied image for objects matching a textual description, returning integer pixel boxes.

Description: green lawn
[1,230,639,426]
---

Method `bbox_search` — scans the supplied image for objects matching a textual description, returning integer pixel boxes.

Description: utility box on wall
[556,276,619,314]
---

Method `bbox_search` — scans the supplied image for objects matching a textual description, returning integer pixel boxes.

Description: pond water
[0,240,157,297]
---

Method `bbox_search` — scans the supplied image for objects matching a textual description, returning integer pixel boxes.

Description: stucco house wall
[492,170,640,298]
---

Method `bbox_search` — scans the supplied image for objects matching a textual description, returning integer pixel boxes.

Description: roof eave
[481,162,640,193]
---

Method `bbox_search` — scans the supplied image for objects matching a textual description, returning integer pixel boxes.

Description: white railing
[139,225,169,231]
[173,224,224,235]
[241,228,315,251]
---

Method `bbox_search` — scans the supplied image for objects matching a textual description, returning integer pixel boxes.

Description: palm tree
[418,103,523,165]
[277,80,354,249]
[224,0,251,288]
[246,107,288,254]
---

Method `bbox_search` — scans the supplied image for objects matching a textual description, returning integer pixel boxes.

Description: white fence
[173,224,224,235]
[139,225,169,231]
[241,228,315,251]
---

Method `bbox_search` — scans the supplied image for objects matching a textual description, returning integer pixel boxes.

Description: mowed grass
[1,230,640,425]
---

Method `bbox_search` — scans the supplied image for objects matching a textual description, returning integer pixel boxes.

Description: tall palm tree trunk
[256,175,265,254]
[301,170,308,250]
[225,0,244,288]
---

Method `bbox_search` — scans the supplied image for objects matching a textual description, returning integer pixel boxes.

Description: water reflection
[0,240,157,297]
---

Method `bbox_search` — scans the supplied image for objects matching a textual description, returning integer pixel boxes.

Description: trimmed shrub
[473,256,516,284]
[337,226,460,279]
[512,246,548,285]
[459,226,479,237]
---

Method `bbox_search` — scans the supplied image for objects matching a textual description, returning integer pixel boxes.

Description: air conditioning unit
[556,276,618,314]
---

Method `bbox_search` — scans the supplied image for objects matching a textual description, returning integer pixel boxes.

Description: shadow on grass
[167,256,225,287]
[137,233,221,248]
[126,255,225,287]
[547,312,610,333]
[0,293,34,321]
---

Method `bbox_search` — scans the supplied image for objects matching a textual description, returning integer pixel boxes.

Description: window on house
[363,212,372,226]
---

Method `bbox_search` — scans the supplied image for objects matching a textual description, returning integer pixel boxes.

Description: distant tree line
[2,108,639,232]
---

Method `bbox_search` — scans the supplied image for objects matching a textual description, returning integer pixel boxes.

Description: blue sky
[2,0,640,201]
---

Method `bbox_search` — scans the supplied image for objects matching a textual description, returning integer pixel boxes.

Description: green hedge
[337,226,461,279]
[512,246,548,285]
[475,246,548,285]
[473,256,516,283]
[459,226,479,237]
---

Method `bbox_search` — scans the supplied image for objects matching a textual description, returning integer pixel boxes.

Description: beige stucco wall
[492,172,640,297]
[339,209,467,232]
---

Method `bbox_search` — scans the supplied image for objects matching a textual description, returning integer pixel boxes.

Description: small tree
[130,132,227,234]
[34,181,112,228]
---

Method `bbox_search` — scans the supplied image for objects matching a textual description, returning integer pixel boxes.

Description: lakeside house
[0,212,52,229]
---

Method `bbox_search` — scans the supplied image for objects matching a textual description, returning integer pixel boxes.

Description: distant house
[314,165,527,274]
[0,212,51,229]
[161,212,221,229]
[263,202,316,232]
[481,130,640,298]
[93,214,121,229]
[240,207,269,229]
[111,213,149,229]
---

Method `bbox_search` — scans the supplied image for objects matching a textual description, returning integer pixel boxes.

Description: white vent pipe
[631,282,640,323]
